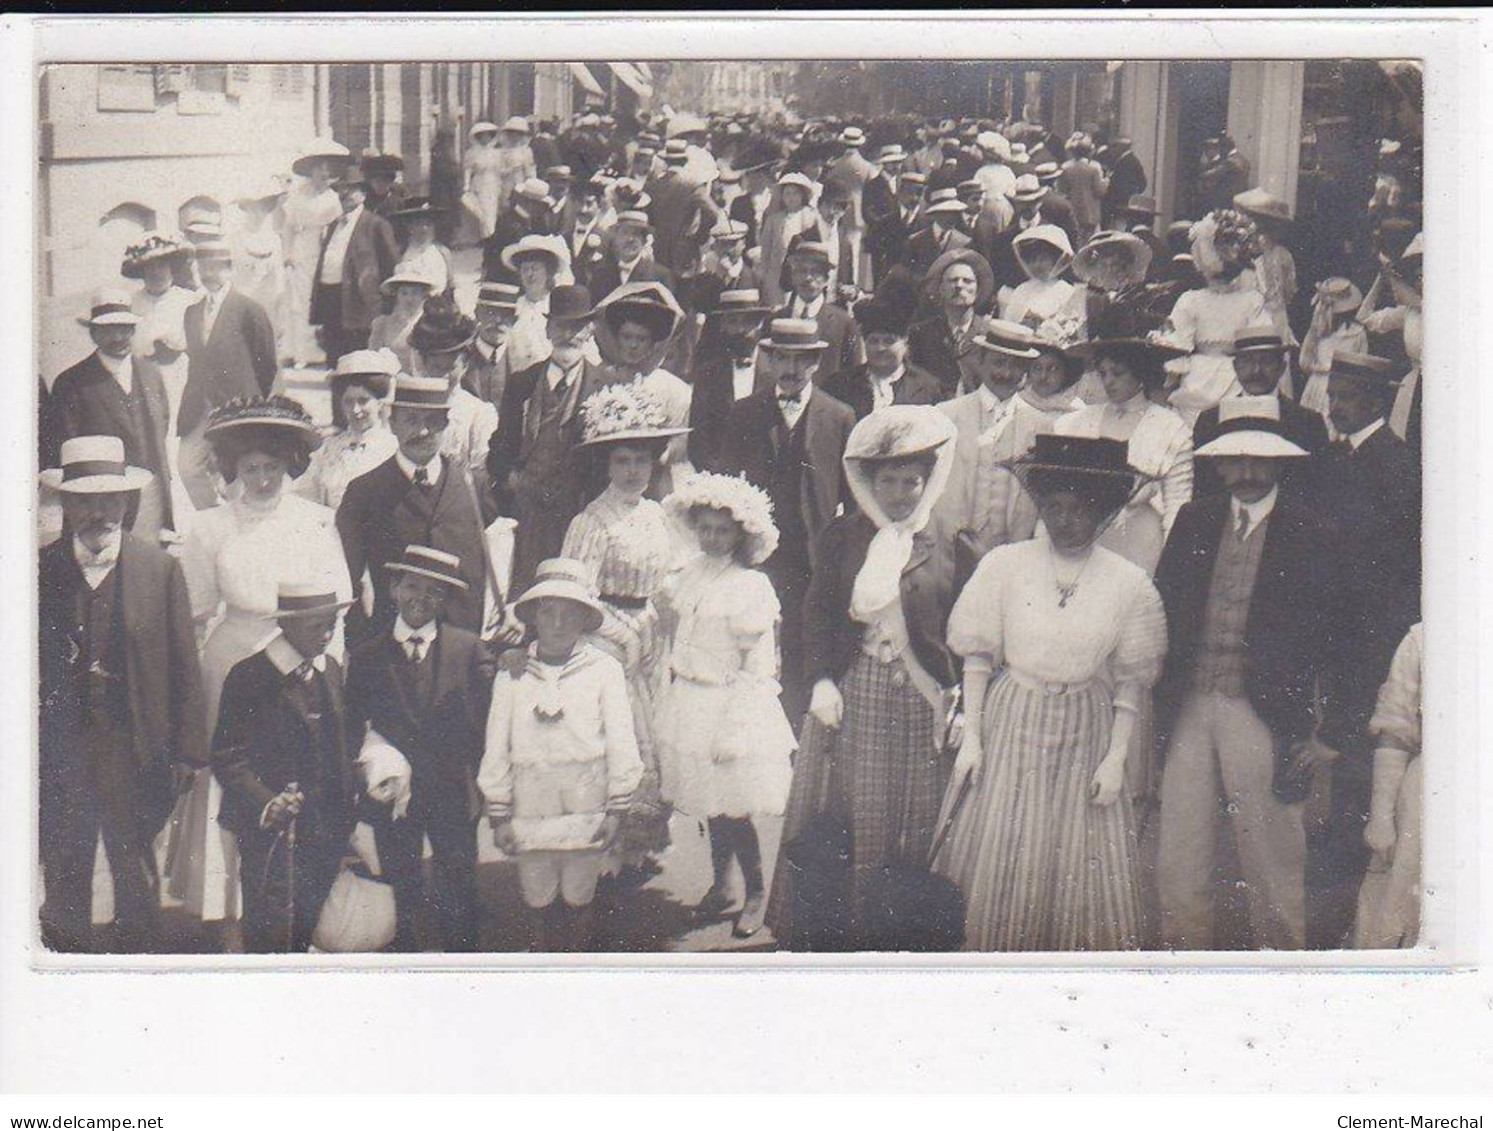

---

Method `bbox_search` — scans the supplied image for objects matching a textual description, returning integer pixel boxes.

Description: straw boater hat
[274,577,354,620]
[409,294,478,355]
[786,238,834,269]
[120,232,191,279]
[664,472,780,566]
[475,282,521,313]
[838,126,867,149]
[513,178,554,206]
[1008,174,1049,205]
[759,317,828,353]
[924,247,997,310]
[385,544,470,591]
[878,144,908,165]
[1315,276,1365,316]
[901,171,927,190]
[709,217,750,242]
[1124,194,1159,219]
[973,319,1042,360]
[470,121,501,141]
[329,348,400,401]
[499,232,569,274]
[613,209,655,235]
[379,268,437,298]
[291,137,351,177]
[390,374,454,410]
[193,238,234,263]
[544,164,574,185]
[77,288,142,328]
[40,435,153,494]
[1013,223,1075,274]
[1033,161,1061,184]
[924,187,966,216]
[1232,323,1289,356]
[513,558,605,633]
[204,394,323,451]
[1194,396,1311,460]
[666,113,708,140]
[976,131,1012,162]
[661,140,691,166]
[712,288,771,316]
[1329,351,1400,389]
[1072,230,1152,289]
[578,379,690,448]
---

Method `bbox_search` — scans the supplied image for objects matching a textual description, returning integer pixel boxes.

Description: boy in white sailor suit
[479,558,643,952]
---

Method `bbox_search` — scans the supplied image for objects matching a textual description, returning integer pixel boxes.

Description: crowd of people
[36,102,1424,955]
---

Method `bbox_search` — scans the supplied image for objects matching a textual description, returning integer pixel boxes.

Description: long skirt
[1353,757,1422,949]
[934,672,1143,952]
[764,653,948,942]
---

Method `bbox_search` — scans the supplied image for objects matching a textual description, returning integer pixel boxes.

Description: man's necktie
[405,636,428,665]
[413,466,430,487]
[292,661,316,684]
[1236,510,1252,543]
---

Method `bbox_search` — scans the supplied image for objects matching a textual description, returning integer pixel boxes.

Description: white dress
[282,183,342,365]
[654,555,794,818]
[131,284,197,439]
[1161,273,1269,425]
[232,222,288,358]
[164,490,351,921]
[296,425,399,512]
[998,277,1077,329]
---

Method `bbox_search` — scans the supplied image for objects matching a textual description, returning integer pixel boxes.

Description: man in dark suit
[481,178,553,284]
[824,297,944,420]
[585,210,678,304]
[1152,402,1350,951]
[1309,349,1422,948]
[177,241,279,509]
[986,173,1077,289]
[902,189,972,281]
[42,292,175,539]
[1101,136,1148,229]
[727,157,777,252]
[1118,194,1171,277]
[907,249,990,397]
[311,164,399,364]
[212,583,359,953]
[645,141,715,277]
[863,158,919,288]
[486,285,623,594]
[774,239,863,387]
[337,375,497,645]
[559,178,609,292]
[38,436,205,953]
[1192,325,1329,498]
[345,545,492,952]
[720,318,855,726]
[687,287,771,473]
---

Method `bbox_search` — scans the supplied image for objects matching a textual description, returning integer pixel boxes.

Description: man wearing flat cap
[39,436,206,952]
[1153,398,1351,950]
[311,164,400,365]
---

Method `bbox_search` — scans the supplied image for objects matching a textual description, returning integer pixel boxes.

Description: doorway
[1171,61,1231,221]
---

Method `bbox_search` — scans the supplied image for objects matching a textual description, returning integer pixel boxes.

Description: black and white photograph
[27,48,1433,961]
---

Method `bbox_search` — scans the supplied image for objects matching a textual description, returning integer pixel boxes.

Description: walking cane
[283,781,299,954]
[928,772,974,868]
[458,467,512,640]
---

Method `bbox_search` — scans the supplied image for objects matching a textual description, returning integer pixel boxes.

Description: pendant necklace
[1050,546,1093,609]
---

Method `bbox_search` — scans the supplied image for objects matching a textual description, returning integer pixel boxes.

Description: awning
[568,62,604,99]
[609,61,653,101]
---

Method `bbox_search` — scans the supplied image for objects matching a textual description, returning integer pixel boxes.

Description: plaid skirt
[765,652,949,941]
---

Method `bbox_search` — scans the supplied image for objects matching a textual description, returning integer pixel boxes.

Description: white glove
[808,679,844,729]
[951,731,984,787]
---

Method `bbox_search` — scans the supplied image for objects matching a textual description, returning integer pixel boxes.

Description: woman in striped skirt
[765,406,967,948]
[934,434,1168,951]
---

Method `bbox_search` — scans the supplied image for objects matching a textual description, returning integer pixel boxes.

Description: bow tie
[412,466,432,487]
[778,392,805,406]
[291,661,318,684]
[1328,438,1353,455]
[405,635,430,664]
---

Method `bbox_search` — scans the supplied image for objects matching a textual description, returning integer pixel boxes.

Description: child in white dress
[655,473,795,939]
[997,224,1077,329]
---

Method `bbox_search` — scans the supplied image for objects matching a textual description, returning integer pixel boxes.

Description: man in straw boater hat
[336,373,498,645]
[720,318,856,727]
[727,137,781,251]
[463,281,521,410]
[1101,135,1148,229]
[1151,397,1354,951]
[42,290,176,542]
[345,545,492,952]
[1306,348,1421,948]
[311,161,400,365]
[686,287,773,472]
[38,436,205,952]
[178,238,280,509]
[775,237,864,388]
[902,186,974,281]
[1192,323,1329,498]
[211,579,359,953]
[586,209,678,305]
[478,558,644,952]
[861,143,912,288]
[487,283,622,594]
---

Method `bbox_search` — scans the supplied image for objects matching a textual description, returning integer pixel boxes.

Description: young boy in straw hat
[478,558,643,952]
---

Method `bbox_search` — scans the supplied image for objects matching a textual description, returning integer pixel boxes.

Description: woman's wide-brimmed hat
[204,394,323,450]
[470,121,501,140]
[329,348,400,401]
[409,293,478,355]
[385,544,470,591]
[665,472,780,566]
[578,379,689,448]
[77,288,141,328]
[274,578,354,620]
[380,269,438,297]
[972,319,1042,360]
[1066,296,1189,367]
[389,196,447,222]
[1014,223,1075,273]
[759,317,828,353]
[923,247,996,310]
[500,232,569,274]
[844,403,958,465]
[1194,396,1310,460]
[291,137,352,177]
[500,115,531,135]
[40,435,153,494]
[513,558,605,634]
[1072,230,1152,289]
[596,281,685,343]
[120,232,191,279]
[390,374,454,410]
[1003,433,1140,498]
[1232,187,1293,230]
[1315,276,1365,315]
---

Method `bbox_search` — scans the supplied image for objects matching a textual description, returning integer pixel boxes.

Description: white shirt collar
[871,363,905,387]
[1347,417,1386,450]
[340,203,364,227]
[262,631,327,676]
[546,357,583,390]
[976,384,1012,416]
[393,616,439,646]
[1231,485,1279,538]
[395,450,443,483]
[96,350,133,390]
[793,293,825,320]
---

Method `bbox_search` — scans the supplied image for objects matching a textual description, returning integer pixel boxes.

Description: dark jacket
[906,314,972,399]
[903,224,973,283]
[823,361,945,421]
[728,191,767,251]
[585,255,678,306]
[480,205,551,284]
[345,624,492,826]
[212,649,358,847]
[42,352,174,529]
[772,299,863,387]
[1153,491,1350,764]
[179,286,278,436]
[687,327,764,472]
[719,387,855,570]
[311,208,399,332]
[1191,396,1330,499]
[335,455,496,640]
[1103,149,1149,221]
[803,510,968,690]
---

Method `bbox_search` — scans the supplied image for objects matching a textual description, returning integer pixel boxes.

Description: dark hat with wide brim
[602,297,680,342]
[1065,333,1189,365]
[1002,434,1144,495]
[361,151,405,176]
[389,196,447,221]
[203,395,323,450]
[409,296,478,355]
[547,284,596,325]
[923,248,996,310]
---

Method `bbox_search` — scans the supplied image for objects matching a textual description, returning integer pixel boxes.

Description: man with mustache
[38,436,205,952]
